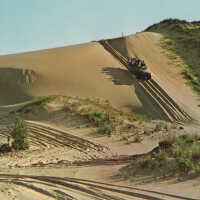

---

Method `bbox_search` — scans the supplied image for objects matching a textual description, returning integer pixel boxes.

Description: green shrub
[88,112,108,126]
[0,144,10,153]
[98,123,114,135]
[87,112,115,135]
[160,135,200,175]
[11,118,29,150]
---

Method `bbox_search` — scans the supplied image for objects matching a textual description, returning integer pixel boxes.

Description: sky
[0,0,199,55]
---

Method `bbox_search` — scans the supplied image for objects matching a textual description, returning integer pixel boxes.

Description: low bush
[87,112,115,135]
[88,112,108,126]
[0,143,10,153]
[98,123,114,135]
[11,118,29,150]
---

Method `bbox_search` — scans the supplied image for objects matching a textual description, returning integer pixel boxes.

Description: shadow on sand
[102,67,133,85]
[0,67,34,105]
[102,67,168,121]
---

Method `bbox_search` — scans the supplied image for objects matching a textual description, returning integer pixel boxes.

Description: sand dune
[0,42,135,108]
[0,39,161,119]
[0,32,198,121]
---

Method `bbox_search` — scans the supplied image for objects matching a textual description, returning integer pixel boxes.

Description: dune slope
[0,40,169,120]
[0,43,134,107]
[0,29,198,121]
[105,32,200,121]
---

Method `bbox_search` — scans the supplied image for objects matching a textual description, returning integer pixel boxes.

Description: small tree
[11,118,29,150]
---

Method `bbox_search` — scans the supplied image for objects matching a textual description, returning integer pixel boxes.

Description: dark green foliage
[11,118,29,150]
[98,123,114,135]
[0,144,10,153]
[88,112,115,135]
[88,112,108,126]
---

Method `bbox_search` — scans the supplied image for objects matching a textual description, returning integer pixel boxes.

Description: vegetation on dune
[9,95,167,142]
[0,143,11,153]
[88,112,114,135]
[62,96,153,137]
[88,111,109,127]
[4,95,154,141]
[120,134,200,181]
[11,118,29,150]
[97,123,115,135]
[145,19,200,95]
[63,97,118,135]
[17,96,56,114]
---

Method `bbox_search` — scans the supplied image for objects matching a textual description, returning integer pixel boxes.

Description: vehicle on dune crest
[128,57,151,80]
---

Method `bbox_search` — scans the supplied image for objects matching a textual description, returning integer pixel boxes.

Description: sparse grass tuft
[131,112,151,122]
[88,112,115,135]
[98,123,114,135]
[0,144,10,153]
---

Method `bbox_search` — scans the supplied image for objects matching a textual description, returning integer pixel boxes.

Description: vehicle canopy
[139,67,148,73]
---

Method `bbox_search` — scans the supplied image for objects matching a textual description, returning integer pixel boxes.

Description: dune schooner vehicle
[128,57,151,80]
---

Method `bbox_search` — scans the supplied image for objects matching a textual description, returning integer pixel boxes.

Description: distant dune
[0,29,199,120]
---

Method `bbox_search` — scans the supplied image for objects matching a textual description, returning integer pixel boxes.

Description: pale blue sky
[0,0,199,54]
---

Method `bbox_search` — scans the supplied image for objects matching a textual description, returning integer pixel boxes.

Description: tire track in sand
[0,174,197,200]
[99,40,191,123]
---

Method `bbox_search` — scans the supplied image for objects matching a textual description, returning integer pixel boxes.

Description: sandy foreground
[0,163,200,199]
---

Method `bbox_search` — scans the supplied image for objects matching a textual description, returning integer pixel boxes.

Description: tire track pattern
[0,174,196,200]
[0,120,108,154]
[26,121,106,152]
[99,40,191,123]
